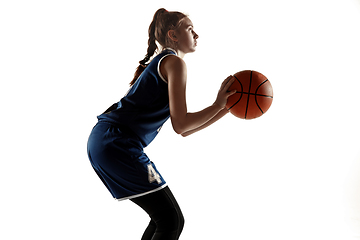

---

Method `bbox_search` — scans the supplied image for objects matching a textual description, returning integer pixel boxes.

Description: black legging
[130,186,184,240]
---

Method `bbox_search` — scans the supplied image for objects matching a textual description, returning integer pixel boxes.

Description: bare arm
[180,108,230,137]
[160,55,235,135]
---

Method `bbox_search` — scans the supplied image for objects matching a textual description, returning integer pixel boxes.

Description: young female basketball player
[87,8,236,240]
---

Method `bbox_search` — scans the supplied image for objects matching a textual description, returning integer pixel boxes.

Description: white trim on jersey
[164,48,178,56]
[157,48,178,84]
[115,183,168,201]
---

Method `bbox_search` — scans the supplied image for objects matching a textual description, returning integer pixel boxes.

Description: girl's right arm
[160,55,236,135]
[180,108,230,137]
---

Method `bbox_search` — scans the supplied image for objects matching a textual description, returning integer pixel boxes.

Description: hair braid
[130,8,186,86]
[130,9,167,86]
[139,20,158,67]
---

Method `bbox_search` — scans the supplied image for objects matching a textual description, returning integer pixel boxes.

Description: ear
[167,30,178,42]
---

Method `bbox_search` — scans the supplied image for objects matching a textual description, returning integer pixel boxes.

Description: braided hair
[130,8,187,86]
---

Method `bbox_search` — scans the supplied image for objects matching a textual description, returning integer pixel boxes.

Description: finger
[226,89,237,97]
[221,75,234,89]
[220,77,230,88]
[221,75,233,85]
[224,76,235,90]
[225,75,233,83]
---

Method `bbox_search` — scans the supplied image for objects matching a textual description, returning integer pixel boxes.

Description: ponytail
[130,8,167,86]
[130,8,187,86]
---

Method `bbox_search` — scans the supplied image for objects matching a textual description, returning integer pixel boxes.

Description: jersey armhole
[157,54,175,84]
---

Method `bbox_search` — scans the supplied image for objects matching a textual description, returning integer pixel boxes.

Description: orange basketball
[226,70,273,119]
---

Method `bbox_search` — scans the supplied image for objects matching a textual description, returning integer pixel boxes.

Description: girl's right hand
[214,76,237,109]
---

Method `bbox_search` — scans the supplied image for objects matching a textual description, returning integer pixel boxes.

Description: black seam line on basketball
[255,79,269,113]
[244,71,252,119]
[227,75,243,111]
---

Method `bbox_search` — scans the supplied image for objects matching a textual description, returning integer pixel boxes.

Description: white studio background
[1,0,360,239]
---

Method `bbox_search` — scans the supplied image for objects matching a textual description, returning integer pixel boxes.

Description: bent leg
[140,219,157,240]
[130,186,184,240]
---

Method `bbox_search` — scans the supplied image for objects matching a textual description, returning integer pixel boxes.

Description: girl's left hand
[214,76,237,109]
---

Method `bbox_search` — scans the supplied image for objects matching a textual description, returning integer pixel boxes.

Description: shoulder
[162,54,186,68]
[159,55,187,83]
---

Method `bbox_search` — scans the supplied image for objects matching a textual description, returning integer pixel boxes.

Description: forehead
[179,17,193,28]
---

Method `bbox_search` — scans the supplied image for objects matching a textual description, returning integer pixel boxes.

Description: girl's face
[174,17,199,55]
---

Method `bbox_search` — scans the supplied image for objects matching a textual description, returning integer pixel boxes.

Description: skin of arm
[160,55,235,136]
[180,108,229,137]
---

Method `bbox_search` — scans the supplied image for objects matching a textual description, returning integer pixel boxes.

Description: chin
[189,47,197,53]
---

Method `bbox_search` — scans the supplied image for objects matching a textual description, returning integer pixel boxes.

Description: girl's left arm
[180,108,229,137]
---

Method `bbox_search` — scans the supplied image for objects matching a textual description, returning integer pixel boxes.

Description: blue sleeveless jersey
[97,49,176,147]
[87,49,177,200]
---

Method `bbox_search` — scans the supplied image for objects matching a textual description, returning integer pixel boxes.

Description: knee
[178,211,185,233]
[153,208,184,233]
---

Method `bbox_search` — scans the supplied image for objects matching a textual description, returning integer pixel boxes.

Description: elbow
[173,126,186,135]
[180,132,190,137]
[172,122,188,136]
[173,125,191,137]
[171,116,192,136]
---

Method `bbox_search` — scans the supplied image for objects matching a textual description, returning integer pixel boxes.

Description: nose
[194,31,199,39]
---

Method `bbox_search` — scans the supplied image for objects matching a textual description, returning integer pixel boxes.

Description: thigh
[131,187,184,239]
[131,186,181,216]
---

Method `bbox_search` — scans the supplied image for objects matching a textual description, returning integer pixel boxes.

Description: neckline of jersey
[163,48,178,56]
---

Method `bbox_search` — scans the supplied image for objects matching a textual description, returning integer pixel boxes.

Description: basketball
[226,70,273,119]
